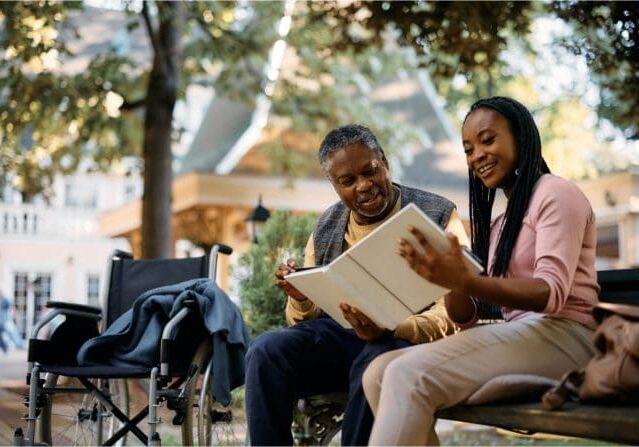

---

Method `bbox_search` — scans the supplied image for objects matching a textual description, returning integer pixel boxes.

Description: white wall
[0,237,130,304]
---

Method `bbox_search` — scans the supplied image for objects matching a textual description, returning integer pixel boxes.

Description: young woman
[362,96,599,445]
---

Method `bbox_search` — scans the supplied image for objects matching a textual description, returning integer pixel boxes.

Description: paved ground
[1,348,598,446]
[0,348,29,445]
[0,348,28,386]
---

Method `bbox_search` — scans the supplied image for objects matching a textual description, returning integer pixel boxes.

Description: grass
[439,426,617,446]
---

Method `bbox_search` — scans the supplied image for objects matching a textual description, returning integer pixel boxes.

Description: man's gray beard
[357,193,389,218]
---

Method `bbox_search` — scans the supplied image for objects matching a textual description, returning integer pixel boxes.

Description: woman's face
[462,108,519,197]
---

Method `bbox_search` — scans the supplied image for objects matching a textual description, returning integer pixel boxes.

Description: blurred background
[0,1,637,443]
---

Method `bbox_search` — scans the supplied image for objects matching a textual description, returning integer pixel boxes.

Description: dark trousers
[245,317,411,446]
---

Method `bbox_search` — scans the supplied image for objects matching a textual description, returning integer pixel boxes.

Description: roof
[180,70,469,198]
[370,72,467,192]
[62,6,469,201]
[179,97,254,174]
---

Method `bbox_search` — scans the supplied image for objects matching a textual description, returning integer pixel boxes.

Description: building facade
[0,173,136,340]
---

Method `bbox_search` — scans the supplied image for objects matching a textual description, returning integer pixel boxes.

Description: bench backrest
[597,269,639,305]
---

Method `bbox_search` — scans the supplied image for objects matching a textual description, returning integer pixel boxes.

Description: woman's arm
[399,229,551,317]
[444,291,476,325]
[459,275,549,311]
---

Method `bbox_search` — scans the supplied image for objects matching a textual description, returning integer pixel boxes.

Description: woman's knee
[362,350,402,411]
[381,354,425,390]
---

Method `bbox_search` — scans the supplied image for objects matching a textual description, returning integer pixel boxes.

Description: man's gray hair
[318,124,384,170]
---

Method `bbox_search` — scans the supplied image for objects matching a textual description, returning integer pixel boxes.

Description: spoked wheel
[181,340,238,446]
[39,374,129,446]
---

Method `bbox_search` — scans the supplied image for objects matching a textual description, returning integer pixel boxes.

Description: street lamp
[245,195,271,243]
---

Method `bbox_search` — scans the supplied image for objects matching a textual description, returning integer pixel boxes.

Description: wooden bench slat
[437,402,639,444]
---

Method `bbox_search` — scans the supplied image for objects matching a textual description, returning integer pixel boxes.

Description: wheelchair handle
[212,243,233,256]
[112,249,133,259]
[209,243,233,279]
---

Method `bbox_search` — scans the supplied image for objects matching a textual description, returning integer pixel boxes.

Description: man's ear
[381,153,390,169]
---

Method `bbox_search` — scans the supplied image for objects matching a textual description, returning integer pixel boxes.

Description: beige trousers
[363,317,595,446]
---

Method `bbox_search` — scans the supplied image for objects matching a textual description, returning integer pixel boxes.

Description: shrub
[236,210,316,338]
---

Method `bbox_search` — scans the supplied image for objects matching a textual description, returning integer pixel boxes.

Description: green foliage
[539,97,628,180]
[0,2,143,201]
[0,0,542,203]
[236,210,316,338]
[0,1,279,204]
[550,1,639,139]
[306,1,536,81]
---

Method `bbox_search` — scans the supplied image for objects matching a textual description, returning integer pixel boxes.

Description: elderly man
[244,124,468,445]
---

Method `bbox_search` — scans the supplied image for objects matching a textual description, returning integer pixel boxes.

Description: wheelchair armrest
[31,306,101,341]
[160,306,194,376]
[46,300,102,315]
[28,308,101,369]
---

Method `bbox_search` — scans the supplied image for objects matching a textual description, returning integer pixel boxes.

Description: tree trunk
[141,2,181,259]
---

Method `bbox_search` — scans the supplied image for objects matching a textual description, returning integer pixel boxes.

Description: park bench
[295,268,639,445]
[436,268,639,445]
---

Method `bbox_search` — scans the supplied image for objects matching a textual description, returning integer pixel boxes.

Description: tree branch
[121,98,146,111]
[192,13,255,53]
[141,1,166,74]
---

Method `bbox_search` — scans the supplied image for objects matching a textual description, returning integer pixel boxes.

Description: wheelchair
[15,243,239,446]
[293,393,346,445]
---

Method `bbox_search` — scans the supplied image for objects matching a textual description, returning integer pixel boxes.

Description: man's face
[325,142,394,224]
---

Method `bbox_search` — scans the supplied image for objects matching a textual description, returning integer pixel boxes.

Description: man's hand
[340,303,391,341]
[275,258,308,302]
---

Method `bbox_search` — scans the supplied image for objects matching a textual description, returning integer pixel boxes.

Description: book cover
[286,203,483,329]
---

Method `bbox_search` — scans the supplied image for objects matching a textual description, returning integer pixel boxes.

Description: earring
[515,168,520,176]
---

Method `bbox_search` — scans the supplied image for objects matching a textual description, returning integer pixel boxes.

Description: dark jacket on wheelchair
[78,278,249,406]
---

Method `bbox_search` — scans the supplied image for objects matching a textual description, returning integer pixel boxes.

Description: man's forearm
[393,299,459,344]
[285,296,321,324]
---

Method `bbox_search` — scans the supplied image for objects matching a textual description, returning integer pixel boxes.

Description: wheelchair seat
[17,244,245,447]
[33,365,152,379]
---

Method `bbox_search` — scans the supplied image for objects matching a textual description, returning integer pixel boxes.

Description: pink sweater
[484,174,599,329]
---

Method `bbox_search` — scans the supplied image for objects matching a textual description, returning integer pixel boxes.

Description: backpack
[543,302,639,408]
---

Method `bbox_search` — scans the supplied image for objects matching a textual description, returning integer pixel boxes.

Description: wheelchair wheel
[181,340,238,446]
[39,374,129,446]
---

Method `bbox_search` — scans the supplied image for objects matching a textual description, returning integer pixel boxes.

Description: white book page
[285,266,352,328]
[347,203,482,312]
[330,255,410,329]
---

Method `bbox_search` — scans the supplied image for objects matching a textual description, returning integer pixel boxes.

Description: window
[64,180,98,208]
[32,274,52,328]
[124,184,137,201]
[87,274,101,307]
[13,272,52,339]
[13,273,29,339]
[597,224,619,259]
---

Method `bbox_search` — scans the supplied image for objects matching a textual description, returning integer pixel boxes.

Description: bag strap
[542,370,583,410]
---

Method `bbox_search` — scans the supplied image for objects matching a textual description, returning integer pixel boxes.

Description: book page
[330,255,412,329]
[285,266,352,328]
[346,203,482,312]
[286,260,410,330]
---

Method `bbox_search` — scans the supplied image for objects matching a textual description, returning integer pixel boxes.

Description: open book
[285,203,483,330]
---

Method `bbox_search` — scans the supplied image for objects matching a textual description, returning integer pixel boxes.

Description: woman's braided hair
[464,97,550,317]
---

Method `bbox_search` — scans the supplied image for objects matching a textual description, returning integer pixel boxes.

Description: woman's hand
[398,227,475,294]
[340,303,391,341]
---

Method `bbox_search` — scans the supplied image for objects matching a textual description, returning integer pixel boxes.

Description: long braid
[465,97,550,318]
[469,172,494,269]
